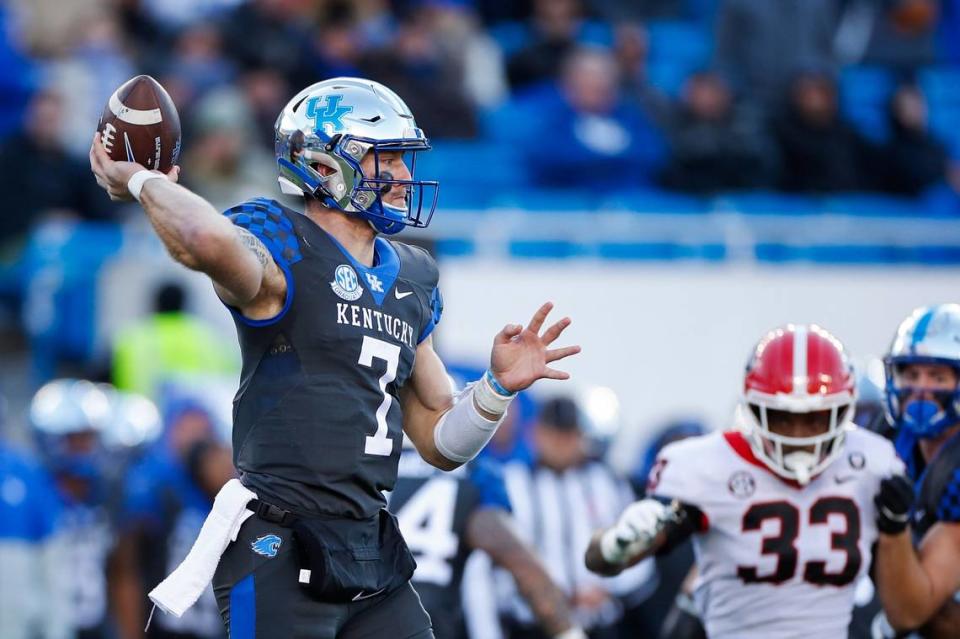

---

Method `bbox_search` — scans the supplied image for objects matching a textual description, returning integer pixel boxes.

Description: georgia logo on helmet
[884,304,960,439]
[274,77,439,235]
[742,324,857,485]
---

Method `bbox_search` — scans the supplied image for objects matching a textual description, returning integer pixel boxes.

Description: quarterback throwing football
[586,324,903,638]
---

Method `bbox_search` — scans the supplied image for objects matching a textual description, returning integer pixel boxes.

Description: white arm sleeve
[433,378,513,464]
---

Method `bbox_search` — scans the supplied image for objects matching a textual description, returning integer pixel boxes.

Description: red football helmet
[742,324,857,484]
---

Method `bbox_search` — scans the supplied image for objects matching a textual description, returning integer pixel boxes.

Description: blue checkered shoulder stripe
[223,198,302,266]
[936,468,960,523]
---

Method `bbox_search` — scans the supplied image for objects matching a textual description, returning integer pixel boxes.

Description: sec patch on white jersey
[648,427,903,639]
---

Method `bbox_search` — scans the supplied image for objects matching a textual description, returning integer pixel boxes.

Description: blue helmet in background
[884,304,960,439]
[29,379,112,482]
[274,77,439,235]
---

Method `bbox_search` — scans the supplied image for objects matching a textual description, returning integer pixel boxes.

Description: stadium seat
[840,66,896,142]
[646,21,711,68]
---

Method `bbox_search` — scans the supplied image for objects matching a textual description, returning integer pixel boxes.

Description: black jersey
[898,429,960,539]
[223,198,443,518]
[389,449,511,639]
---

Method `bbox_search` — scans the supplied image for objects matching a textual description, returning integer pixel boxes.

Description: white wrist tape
[433,380,515,464]
[473,371,516,415]
[553,627,587,639]
[127,170,167,201]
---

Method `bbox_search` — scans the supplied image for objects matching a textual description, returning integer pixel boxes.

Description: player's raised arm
[401,302,580,470]
[89,133,283,309]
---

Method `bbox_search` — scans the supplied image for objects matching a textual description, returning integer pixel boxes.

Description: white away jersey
[648,428,903,639]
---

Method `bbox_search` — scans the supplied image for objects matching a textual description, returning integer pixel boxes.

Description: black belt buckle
[251,499,295,526]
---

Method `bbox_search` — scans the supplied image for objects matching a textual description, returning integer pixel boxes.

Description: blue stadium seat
[840,66,896,142]
[646,21,711,67]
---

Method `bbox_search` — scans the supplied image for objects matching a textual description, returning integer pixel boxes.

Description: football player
[584,324,903,638]
[390,441,585,639]
[874,304,960,638]
[112,396,230,639]
[89,77,579,638]
[30,379,118,638]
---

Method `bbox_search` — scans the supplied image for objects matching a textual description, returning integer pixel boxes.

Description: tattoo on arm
[236,227,270,268]
[466,509,574,635]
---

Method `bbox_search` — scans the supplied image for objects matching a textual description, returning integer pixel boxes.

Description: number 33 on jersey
[647,428,903,639]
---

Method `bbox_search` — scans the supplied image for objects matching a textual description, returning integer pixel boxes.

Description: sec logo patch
[331,264,363,301]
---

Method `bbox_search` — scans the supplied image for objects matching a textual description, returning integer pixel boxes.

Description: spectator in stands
[772,71,876,192]
[523,46,667,190]
[499,396,655,638]
[0,89,117,252]
[180,88,277,211]
[359,4,479,138]
[301,1,365,84]
[218,0,313,74]
[613,21,670,124]
[661,70,774,192]
[841,0,938,70]
[158,24,237,112]
[878,82,948,196]
[112,281,238,401]
[715,0,840,110]
[505,0,587,91]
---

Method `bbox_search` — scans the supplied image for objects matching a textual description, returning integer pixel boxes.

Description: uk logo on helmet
[331,264,363,301]
[305,94,353,136]
[251,534,282,558]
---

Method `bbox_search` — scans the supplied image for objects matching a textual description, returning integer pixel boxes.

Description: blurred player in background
[29,379,118,638]
[391,437,585,639]
[112,395,233,639]
[585,324,903,639]
[0,420,71,639]
[89,76,578,638]
[874,304,960,638]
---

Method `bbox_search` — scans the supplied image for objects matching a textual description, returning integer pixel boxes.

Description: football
[97,75,181,173]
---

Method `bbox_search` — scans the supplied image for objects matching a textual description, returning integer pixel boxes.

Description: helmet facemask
[884,356,960,439]
[745,394,854,485]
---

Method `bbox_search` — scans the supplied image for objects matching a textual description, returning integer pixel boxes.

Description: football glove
[600,499,675,565]
[875,474,914,535]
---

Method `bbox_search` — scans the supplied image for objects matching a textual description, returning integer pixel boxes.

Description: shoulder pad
[223,198,302,266]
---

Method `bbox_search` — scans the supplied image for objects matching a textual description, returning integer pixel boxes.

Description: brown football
[97,75,181,173]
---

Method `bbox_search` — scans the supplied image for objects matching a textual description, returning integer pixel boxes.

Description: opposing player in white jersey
[585,324,904,639]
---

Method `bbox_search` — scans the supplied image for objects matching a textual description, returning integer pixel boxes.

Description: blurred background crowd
[1,0,959,637]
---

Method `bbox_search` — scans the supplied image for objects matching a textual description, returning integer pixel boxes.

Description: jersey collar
[320,231,400,307]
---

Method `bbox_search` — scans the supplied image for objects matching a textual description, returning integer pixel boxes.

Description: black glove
[875,475,914,535]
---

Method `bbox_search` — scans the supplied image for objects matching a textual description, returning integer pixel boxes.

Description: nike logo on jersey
[394,288,414,300]
[834,475,856,484]
[352,588,386,601]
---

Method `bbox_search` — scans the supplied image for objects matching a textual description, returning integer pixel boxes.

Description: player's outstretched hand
[489,302,580,393]
[600,499,674,565]
[89,132,179,202]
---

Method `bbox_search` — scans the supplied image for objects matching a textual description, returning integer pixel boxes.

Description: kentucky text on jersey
[336,303,416,349]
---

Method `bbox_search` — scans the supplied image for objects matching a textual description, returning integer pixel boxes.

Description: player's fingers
[541,367,571,381]
[166,165,181,183]
[526,302,553,334]
[541,317,571,345]
[546,345,581,363]
[494,323,523,345]
[89,133,105,173]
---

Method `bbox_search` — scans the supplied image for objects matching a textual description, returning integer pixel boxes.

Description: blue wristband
[485,370,516,397]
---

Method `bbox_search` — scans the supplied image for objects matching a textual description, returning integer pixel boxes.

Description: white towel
[149,478,256,617]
